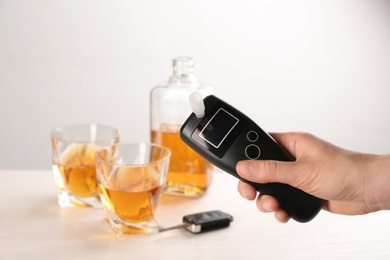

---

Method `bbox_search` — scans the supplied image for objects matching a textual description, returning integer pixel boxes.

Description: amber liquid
[98,167,163,234]
[55,144,100,197]
[151,125,213,197]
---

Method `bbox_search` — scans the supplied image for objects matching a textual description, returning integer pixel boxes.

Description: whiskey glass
[50,123,119,207]
[96,143,170,235]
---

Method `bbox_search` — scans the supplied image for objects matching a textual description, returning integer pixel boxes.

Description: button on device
[247,131,258,142]
[245,144,261,159]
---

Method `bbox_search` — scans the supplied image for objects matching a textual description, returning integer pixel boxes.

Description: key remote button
[245,144,261,160]
[247,131,259,142]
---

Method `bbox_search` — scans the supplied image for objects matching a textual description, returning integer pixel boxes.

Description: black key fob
[183,210,233,234]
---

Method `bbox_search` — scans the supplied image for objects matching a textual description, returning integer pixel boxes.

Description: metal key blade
[158,224,189,233]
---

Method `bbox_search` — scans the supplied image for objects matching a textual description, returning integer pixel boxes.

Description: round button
[245,144,261,160]
[247,131,259,142]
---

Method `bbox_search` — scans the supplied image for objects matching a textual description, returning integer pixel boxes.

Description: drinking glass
[96,143,171,235]
[50,123,119,207]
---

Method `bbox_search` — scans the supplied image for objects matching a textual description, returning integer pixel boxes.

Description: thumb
[236,160,303,188]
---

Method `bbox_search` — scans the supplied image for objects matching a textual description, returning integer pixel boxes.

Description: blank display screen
[199,108,239,148]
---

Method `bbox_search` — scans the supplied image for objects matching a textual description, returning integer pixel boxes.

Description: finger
[237,181,257,200]
[256,195,291,223]
[256,194,279,212]
[268,132,300,156]
[269,132,319,158]
[236,159,303,187]
[236,132,313,185]
[274,209,290,223]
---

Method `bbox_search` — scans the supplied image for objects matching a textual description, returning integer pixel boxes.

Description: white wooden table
[1,169,389,259]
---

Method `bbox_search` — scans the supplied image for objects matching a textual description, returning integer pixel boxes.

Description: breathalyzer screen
[199,108,239,148]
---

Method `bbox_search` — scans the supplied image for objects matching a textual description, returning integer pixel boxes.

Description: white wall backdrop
[1,0,389,169]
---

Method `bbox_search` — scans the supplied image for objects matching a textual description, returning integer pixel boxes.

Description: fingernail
[263,201,273,212]
[248,162,255,175]
[241,189,249,200]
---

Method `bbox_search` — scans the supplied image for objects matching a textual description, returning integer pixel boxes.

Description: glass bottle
[150,57,214,197]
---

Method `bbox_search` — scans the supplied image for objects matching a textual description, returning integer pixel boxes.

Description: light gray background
[1,0,389,169]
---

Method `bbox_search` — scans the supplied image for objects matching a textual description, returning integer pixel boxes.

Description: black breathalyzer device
[180,94,324,223]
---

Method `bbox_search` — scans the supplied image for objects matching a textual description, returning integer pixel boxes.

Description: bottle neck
[168,57,200,87]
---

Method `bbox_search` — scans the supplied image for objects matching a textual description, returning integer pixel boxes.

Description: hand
[236,132,390,223]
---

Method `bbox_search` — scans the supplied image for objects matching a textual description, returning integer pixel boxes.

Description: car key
[159,210,233,234]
